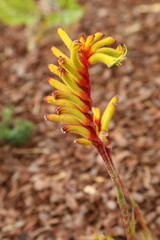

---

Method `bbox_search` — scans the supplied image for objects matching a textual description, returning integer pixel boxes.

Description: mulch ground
[0,0,160,240]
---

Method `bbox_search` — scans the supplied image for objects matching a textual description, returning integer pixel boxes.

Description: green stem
[93,141,132,240]
[119,177,153,240]
[106,149,153,240]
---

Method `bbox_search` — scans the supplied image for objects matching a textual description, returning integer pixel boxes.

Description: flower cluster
[44,28,127,148]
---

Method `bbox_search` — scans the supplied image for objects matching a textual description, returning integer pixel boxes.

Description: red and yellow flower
[44,28,127,148]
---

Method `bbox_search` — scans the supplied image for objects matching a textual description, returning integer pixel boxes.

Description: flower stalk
[93,140,132,240]
[104,143,153,240]
[44,27,153,240]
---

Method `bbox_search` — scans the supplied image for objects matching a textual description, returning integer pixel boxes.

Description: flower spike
[45,28,127,146]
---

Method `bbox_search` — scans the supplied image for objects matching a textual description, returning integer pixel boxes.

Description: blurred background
[0,0,160,239]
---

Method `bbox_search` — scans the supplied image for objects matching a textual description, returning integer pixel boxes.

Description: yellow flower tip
[51,46,58,56]
[112,95,119,104]
[51,46,69,61]
[93,32,105,43]
[44,114,54,122]
[49,78,72,93]
[48,64,58,75]
[79,34,85,45]
[101,103,117,131]
[61,124,92,139]
[57,27,72,50]
[85,34,95,51]
[75,138,93,146]
[44,96,54,104]
[100,95,119,131]
[45,114,60,122]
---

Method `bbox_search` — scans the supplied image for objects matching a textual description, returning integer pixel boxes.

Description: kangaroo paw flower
[45,27,126,146]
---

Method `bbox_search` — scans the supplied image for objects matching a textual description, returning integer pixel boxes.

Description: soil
[0,0,160,240]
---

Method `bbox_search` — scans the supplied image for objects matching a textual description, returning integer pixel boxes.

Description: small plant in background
[0,105,34,146]
[0,0,83,49]
[0,0,82,27]
[44,28,153,240]
[0,0,41,26]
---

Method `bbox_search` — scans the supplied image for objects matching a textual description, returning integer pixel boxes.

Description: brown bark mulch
[0,0,160,239]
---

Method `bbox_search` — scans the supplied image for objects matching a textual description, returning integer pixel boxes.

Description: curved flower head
[45,28,127,148]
